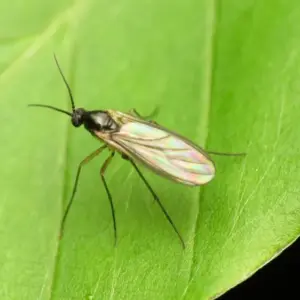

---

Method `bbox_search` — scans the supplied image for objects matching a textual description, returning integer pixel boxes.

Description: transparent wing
[111,121,215,185]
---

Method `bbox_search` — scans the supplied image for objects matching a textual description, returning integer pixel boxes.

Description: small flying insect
[29,56,245,249]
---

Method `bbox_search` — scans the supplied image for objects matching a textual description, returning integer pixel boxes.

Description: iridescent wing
[106,111,215,186]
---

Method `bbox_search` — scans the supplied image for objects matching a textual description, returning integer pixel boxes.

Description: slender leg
[207,150,246,156]
[100,151,117,246]
[60,145,107,238]
[130,160,185,249]
[129,107,159,122]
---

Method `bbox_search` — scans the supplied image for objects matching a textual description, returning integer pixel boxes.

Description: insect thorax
[84,110,119,132]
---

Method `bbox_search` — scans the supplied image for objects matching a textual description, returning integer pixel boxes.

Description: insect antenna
[28,55,75,116]
[27,104,72,116]
[53,53,76,111]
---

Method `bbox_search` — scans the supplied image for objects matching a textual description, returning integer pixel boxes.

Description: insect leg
[129,160,185,249]
[207,150,246,156]
[60,145,107,238]
[100,151,117,246]
[128,107,159,122]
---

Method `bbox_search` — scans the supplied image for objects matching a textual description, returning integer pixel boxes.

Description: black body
[72,108,119,133]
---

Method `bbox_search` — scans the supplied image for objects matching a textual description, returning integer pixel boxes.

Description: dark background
[220,237,299,299]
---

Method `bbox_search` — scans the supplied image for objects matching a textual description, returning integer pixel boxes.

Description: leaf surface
[0,1,299,299]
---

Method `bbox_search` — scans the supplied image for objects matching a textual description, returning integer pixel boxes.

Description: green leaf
[0,0,299,299]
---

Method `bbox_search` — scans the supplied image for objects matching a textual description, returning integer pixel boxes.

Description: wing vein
[110,120,215,185]
[114,135,190,152]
